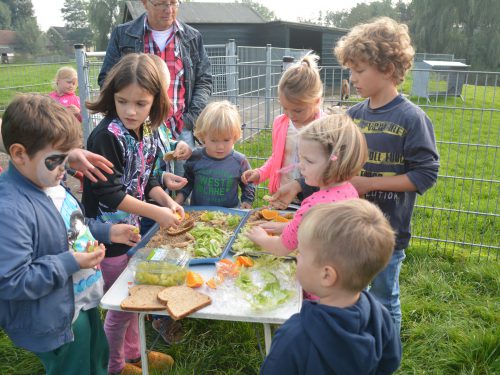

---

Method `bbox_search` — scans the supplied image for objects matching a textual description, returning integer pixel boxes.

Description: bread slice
[120,285,167,311]
[157,285,212,320]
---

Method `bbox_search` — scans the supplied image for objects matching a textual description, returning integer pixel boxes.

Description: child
[242,54,324,196]
[84,53,181,374]
[246,114,367,256]
[260,200,402,374]
[49,66,85,192]
[0,94,107,374]
[334,17,439,332]
[49,66,82,122]
[175,100,255,209]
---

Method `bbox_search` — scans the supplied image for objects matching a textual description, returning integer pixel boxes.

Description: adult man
[98,0,212,156]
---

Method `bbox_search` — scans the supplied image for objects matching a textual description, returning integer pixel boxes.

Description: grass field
[1,246,498,374]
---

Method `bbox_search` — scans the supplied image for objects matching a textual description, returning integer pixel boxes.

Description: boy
[0,94,112,374]
[273,17,439,332]
[261,200,402,374]
[334,17,439,332]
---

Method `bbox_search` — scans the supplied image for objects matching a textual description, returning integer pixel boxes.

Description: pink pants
[101,254,141,373]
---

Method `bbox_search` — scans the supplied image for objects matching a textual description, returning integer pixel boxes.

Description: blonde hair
[53,66,78,89]
[194,100,242,142]
[298,200,395,292]
[334,17,414,84]
[86,53,170,129]
[2,94,81,157]
[278,54,323,105]
[299,114,367,184]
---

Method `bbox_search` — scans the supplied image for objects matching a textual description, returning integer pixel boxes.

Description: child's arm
[118,195,180,228]
[87,219,141,246]
[148,186,184,218]
[245,226,291,256]
[350,174,416,196]
[239,156,255,209]
[177,158,195,204]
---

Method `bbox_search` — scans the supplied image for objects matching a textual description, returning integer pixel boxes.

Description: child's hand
[110,224,141,246]
[245,226,270,246]
[67,149,114,182]
[269,180,302,209]
[242,169,260,184]
[240,201,252,209]
[68,104,80,116]
[156,207,181,228]
[163,172,188,191]
[173,141,192,160]
[73,243,105,269]
[169,201,185,219]
[259,221,286,235]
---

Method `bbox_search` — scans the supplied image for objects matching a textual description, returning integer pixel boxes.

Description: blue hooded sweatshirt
[261,291,402,375]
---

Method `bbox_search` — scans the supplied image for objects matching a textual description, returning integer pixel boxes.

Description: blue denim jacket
[98,13,212,131]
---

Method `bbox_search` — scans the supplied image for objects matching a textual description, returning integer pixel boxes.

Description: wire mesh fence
[0,42,497,260]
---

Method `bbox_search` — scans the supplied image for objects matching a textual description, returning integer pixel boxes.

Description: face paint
[36,152,67,187]
[44,153,68,171]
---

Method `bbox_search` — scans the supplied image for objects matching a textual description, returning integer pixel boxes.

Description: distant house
[46,26,94,55]
[122,1,347,65]
[0,30,18,53]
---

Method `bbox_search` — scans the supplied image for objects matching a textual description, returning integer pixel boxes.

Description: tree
[88,0,125,50]
[323,0,397,28]
[61,0,93,46]
[2,0,35,28]
[0,2,12,29]
[239,0,276,22]
[15,17,43,54]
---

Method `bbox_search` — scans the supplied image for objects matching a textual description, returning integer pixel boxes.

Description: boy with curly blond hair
[334,17,440,333]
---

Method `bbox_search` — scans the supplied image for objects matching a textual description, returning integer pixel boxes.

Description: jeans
[173,128,195,178]
[369,249,406,333]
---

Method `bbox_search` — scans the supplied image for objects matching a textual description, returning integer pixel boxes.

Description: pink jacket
[49,92,82,122]
[256,111,323,194]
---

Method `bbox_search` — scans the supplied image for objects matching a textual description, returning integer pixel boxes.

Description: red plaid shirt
[144,19,186,138]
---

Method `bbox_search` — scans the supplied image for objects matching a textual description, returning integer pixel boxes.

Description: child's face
[23,144,68,189]
[348,61,394,99]
[296,238,323,295]
[115,83,155,137]
[57,77,77,95]
[203,134,235,159]
[279,93,319,128]
[298,138,329,188]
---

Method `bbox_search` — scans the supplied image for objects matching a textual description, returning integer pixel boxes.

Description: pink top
[49,92,81,122]
[281,182,359,251]
[256,111,324,194]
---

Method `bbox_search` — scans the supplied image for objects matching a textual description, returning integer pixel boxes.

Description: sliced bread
[157,285,212,320]
[120,285,167,311]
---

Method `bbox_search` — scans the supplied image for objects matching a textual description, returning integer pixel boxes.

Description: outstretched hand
[67,149,114,183]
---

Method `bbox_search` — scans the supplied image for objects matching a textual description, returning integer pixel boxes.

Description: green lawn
[1,246,498,374]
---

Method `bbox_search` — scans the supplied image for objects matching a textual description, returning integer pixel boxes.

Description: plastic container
[128,247,190,287]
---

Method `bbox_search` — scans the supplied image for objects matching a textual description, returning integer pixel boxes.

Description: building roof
[125,1,266,23]
[0,30,17,46]
[266,20,348,34]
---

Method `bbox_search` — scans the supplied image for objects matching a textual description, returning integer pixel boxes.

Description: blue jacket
[98,13,212,131]
[261,292,402,375]
[0,163,81,352]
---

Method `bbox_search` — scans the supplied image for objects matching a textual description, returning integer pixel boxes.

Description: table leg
[263,323,272,355]
[139,313,149,375]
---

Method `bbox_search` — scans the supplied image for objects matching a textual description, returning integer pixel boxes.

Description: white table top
[101,261,302,325]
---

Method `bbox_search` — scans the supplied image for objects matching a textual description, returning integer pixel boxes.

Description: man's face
[143,0,179,31]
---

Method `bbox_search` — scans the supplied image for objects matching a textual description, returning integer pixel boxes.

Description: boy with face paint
[0,94,139,375]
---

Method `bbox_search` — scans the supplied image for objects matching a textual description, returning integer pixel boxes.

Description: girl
[49,66,82,122]
[246,114,368,256]
[175,100,255,208]
[242,54,324,196]
[83,53,180,375]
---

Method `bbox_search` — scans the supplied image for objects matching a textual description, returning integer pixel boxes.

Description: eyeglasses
[148,1,180,10]
[44,153,68,171]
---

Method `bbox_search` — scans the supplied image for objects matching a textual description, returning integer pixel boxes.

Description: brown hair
[2,94,81,157]
[86,53,170,129]
[278,53,323,105]
[299,114,367,184]
[334,17,414,84]
[194,100,242,142]
[298,200,395,292]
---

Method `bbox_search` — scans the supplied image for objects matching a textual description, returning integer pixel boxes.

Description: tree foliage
[0,2,12,29]
[61,0,93,47]
[15,17,43,53]
[88,0,126,50]
[239,0,276,22]
[2,0,35,28]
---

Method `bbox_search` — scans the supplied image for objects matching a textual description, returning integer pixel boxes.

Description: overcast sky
[32,0,376,31]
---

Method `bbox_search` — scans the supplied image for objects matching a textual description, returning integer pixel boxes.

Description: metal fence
[0,42,497,260]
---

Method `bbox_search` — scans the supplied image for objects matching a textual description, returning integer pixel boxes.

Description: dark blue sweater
[261,291,402,375]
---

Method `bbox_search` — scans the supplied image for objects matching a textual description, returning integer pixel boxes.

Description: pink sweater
[256,112,324,194]
[49,92,82,122]
[281,183,359,251]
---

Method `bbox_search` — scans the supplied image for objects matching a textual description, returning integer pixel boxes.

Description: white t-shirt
[152,26,174,52]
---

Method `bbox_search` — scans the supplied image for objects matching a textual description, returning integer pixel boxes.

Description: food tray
[230,208,296,258]
[128,206,249,265]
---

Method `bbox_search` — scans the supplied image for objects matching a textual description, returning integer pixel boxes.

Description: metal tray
[127,206,249,265]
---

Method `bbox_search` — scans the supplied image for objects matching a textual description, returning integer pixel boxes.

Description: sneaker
[109,363,142,375]
[133,351,175,370]
[152,317,185,344]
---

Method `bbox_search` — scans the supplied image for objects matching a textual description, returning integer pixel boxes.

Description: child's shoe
[109,362,142,375]
[134,351,175,370]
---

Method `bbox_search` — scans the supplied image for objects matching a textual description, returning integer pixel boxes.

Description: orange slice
[235,256,254,267]
[274,215,290,223]
[261,209,279,220]
[186,271,203,288]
